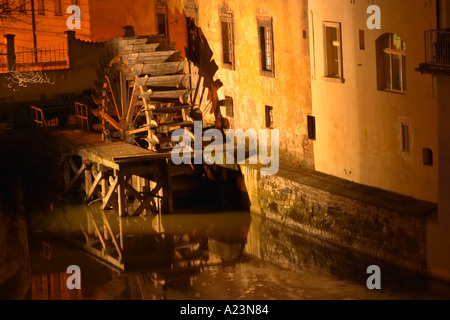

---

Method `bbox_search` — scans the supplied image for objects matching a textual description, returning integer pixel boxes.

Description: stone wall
[240,164,436,274]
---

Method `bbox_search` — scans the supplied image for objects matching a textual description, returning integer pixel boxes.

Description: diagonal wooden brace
[101,176,119,210]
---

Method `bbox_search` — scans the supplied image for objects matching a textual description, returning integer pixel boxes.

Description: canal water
[2,202,450,300]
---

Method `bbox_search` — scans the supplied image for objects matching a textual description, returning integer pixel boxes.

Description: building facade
[158,0,315,169]
[309,0,438,204]
[417,0,450,283]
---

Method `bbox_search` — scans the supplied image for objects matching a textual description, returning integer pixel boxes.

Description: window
[19,0,26,12]
[307,116,316,140]
[323,21,343,80]
[54,0,62,15]
[38,0,45,14]
[401,123,410,153]
[257,17,275,77]
[265,106,274,129]
[423,148,433,166]
[359,30,365,50]
[376,33,406,93]
[156,5,168,36]
[220,12,235,69]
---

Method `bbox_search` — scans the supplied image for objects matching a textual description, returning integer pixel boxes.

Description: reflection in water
[2,203,450,300]
[0,212,31,300]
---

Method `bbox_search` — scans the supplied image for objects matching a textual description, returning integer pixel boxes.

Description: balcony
[416,29,450,75]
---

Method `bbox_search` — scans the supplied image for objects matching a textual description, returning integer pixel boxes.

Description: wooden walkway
[58,130,187,218]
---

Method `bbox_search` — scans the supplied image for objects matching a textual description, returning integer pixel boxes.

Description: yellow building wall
[309,0,438,202]
[165,0,315,168]
[88,0,159,42]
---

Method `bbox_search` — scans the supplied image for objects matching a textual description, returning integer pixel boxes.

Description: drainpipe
[4,34,16,71]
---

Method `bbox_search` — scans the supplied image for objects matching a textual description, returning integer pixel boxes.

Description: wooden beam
[117,174,126,218]
[131,60,187,77]
[100,111,121,131]
[87,210,107,252]
[85,170,104,202]
[65,164,86,194]
[100,210,123,262]
[101,176,119,210]
[123,51,180,65]
[123,180,143,201]
[149,89,193,100]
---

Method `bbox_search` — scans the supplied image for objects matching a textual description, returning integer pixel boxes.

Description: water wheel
[92,35,195,151]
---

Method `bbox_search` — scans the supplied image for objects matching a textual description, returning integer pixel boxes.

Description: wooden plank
[157,120,194,128]
[152,105,191,114]
[123,51,180,65]
[118,43,159,55]
[132,74,189,89]
[101,176,119,210]
[116,38,148,47]
[149,89,192,100]
[131,60,187,77]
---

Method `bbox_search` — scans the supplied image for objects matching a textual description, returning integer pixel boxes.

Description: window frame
[265,105,274,129]
[376,33,407,94]
[323,21,344,82]
[219,12,235,70]
[155,4,168,36]
[257,16,275,78]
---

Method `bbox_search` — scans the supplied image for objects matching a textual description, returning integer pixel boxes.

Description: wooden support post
[163,159,173,214]
[85,170,104,202]
[84,161,93,196]
[117,173,126,218]
[101,172,108,205]
[101,176,119,210]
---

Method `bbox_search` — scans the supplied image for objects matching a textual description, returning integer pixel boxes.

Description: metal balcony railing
[425,29,450,66]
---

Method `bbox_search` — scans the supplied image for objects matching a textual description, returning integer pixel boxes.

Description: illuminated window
[38,0,45,14]
[54,0,62,15]
[257,17,275,77]
[156,5,168,36]
[323,21,343,80]
[377,33,406,93]
[220,12,235,69]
